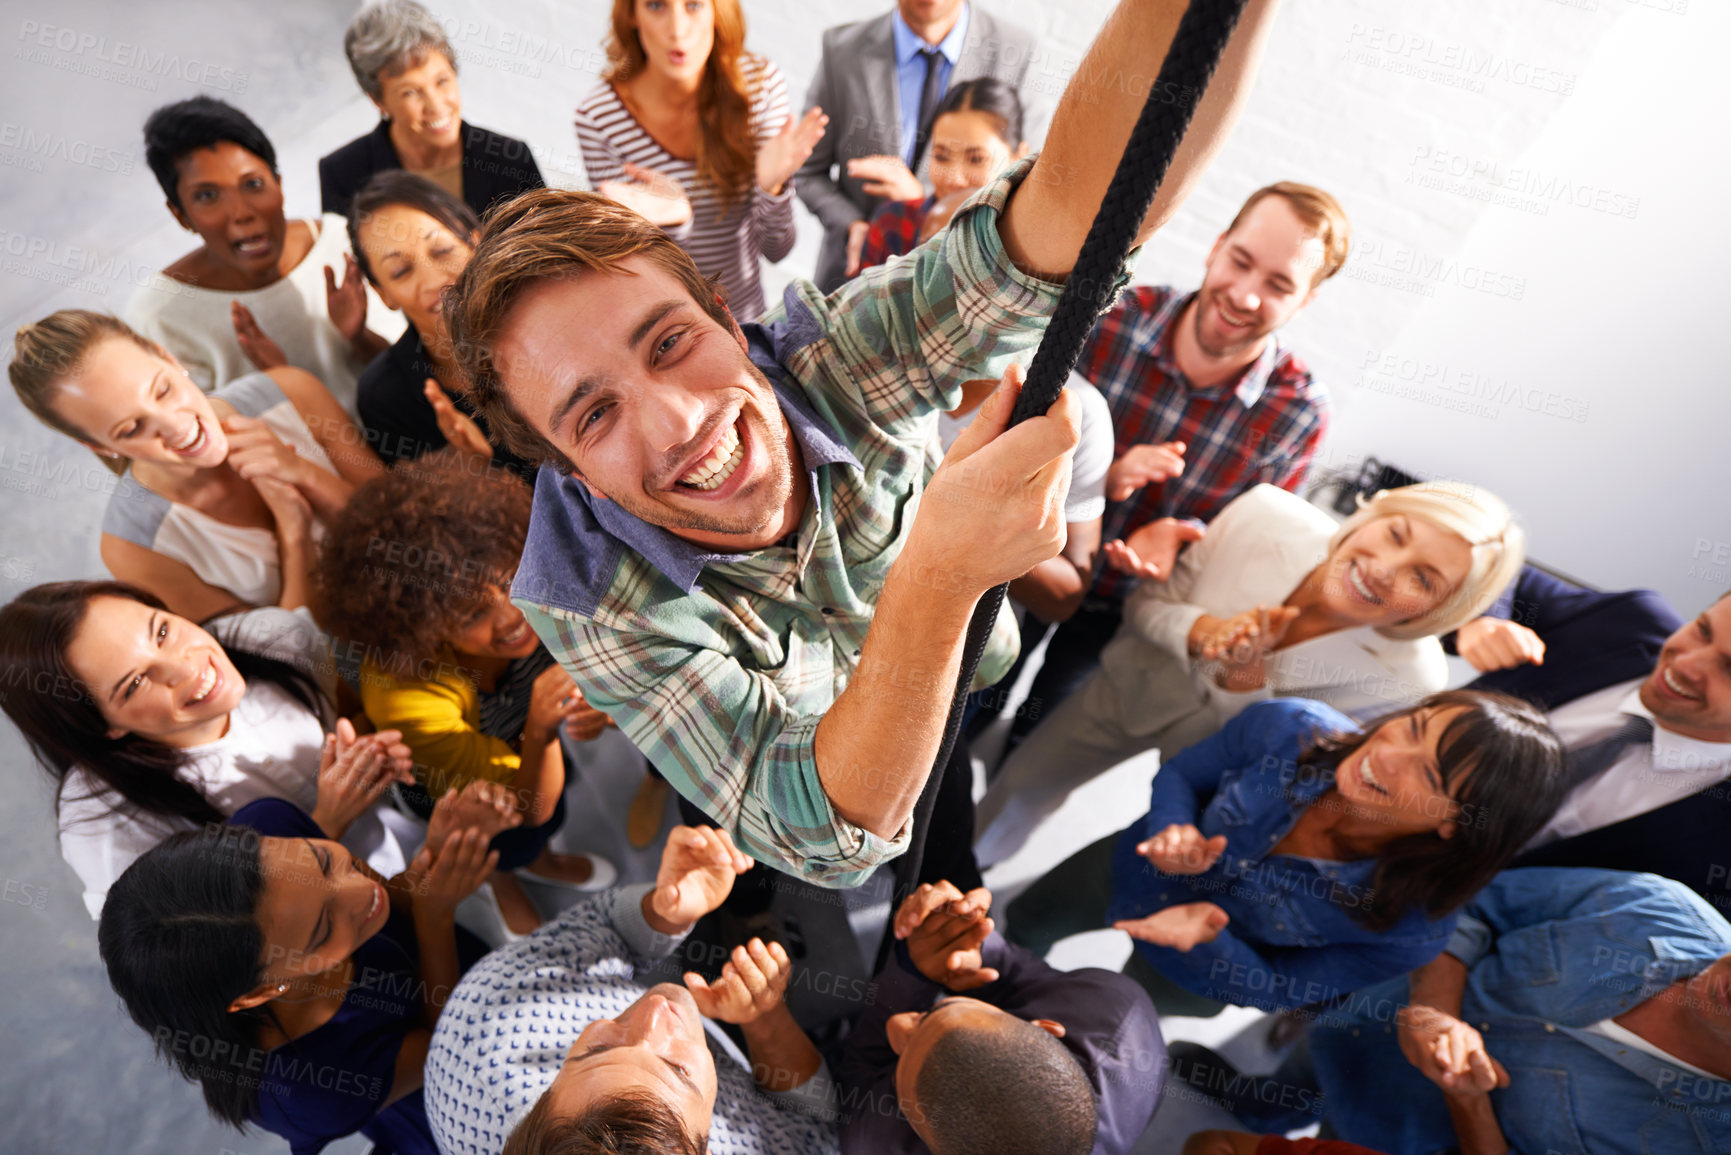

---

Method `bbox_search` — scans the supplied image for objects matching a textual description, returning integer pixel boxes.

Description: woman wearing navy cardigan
[1009,694,1566,1016]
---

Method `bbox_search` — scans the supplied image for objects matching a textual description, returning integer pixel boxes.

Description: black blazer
[356,326,530,478]
[319,119,543,222]
[1462,564,1679,711]
[1479,568,1728,904]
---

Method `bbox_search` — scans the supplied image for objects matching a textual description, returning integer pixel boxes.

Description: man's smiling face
[493,257,801,551]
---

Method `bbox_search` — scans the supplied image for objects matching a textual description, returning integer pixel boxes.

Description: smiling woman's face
[61,595,244,746]
[543,982,718,1136]
[250,835,392,989]
[1332,705,1469,837]
[49,336,229,469]
[1316,513,1474,630]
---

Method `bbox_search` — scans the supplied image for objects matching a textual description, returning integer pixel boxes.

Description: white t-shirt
[936,372,1113,524]
[56,607,406,918]
[125,214,405,416]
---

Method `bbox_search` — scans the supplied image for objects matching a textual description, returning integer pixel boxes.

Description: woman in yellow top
[314,454,616,932]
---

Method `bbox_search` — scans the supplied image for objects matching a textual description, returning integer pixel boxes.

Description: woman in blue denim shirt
[1008,693,1564,1015]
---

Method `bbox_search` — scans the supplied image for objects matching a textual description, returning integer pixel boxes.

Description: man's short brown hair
[445,189,732,473]
[1224,181,1352,290]
[501,1088,708,1155]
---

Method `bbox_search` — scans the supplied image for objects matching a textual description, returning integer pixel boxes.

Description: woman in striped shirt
[576,0,827,322]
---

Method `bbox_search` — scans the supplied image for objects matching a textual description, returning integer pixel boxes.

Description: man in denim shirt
[1311,868,1731,1155]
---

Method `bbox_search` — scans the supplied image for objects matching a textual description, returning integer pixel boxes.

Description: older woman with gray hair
[319,0,543,220]
[976,481,1530,867]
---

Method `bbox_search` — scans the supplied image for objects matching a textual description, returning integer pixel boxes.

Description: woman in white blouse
[10,310,384,622]
[975,482,1527,866]
[577,0,827,321]
[0,582,424,919]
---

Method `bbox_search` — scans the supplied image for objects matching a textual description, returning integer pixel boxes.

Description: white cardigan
[1099,484,1449,733]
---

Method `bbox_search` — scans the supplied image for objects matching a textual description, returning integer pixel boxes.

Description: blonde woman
[976,482,1526,866]
[9,311,384,622]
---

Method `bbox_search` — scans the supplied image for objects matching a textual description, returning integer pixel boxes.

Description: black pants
[1004,601,1124,749]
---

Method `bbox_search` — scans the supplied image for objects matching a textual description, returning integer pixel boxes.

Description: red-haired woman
[576,0,827,322]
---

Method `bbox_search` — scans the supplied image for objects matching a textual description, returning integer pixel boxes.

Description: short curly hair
[313,451,532,666]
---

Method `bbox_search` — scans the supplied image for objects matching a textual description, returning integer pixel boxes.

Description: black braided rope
[886,0,1253,927]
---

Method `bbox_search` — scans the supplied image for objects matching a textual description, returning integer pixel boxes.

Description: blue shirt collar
[512,307,861,613]
[892,4,969,68]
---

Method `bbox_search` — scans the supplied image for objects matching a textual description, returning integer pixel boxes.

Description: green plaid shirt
[512,158,1130,887]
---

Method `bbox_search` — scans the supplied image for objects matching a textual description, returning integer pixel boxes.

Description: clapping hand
[408,827,498,916]
[1105,441,1187,501]
[1136,823,1227,874]
[231,302,287,371]
[1102,517,1206,581]
[311,717,415,839]
[422,379,492,460]
[325,254,369,344]
[758,107,828,195]
[222,413,306,488]
[650,825,753,931]
[1397,1004,1510,1096]
[845,154,923,201]
[1455,617,1545,672]
[894,881,1001,991]
[425,778,524,850]
[599,163,693,228]
[1188,605,1300,662]
[1113,901,1230,952]
[685,938,793,1024]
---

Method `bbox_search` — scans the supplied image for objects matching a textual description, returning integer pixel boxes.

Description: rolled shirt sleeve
[525,604,906,889]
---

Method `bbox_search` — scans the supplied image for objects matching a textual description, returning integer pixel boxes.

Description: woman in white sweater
[975,482,1526,866]
[125,96,403,412]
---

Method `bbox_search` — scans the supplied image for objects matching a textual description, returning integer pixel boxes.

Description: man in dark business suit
[1460,567,1731,909]
[795,0,1048,292]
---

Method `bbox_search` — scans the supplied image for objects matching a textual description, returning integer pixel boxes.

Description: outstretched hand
[231,302,287,371]
[759,107,828,195]
[1113,901,1229,952]
[649,825,753,931]
[324,254,369,343]
[1137,823,1227,875]
[685,937,792,1024]
[1102,517,1206,581]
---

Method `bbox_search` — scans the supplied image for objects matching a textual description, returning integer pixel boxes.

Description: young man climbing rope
[445,0,1286,889]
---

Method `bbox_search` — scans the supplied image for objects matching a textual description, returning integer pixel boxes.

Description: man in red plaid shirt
[1004,182,1351,748]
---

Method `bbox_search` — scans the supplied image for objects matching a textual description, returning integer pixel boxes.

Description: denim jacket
[1107,698,1455,1012]
[1311,868,1731,1155]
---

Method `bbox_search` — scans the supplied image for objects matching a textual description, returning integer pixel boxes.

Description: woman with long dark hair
[1007,692,1568,1016]
[575,0,828,321]
[0,580,415,917]
[345,170,529,474]
[99,791,501,1152]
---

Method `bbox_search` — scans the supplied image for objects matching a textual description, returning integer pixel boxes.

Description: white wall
[1,0,1722,611]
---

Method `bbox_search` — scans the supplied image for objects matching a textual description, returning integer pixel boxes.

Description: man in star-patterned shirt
[424,826,839,1155]
[1007,181,1352,747]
